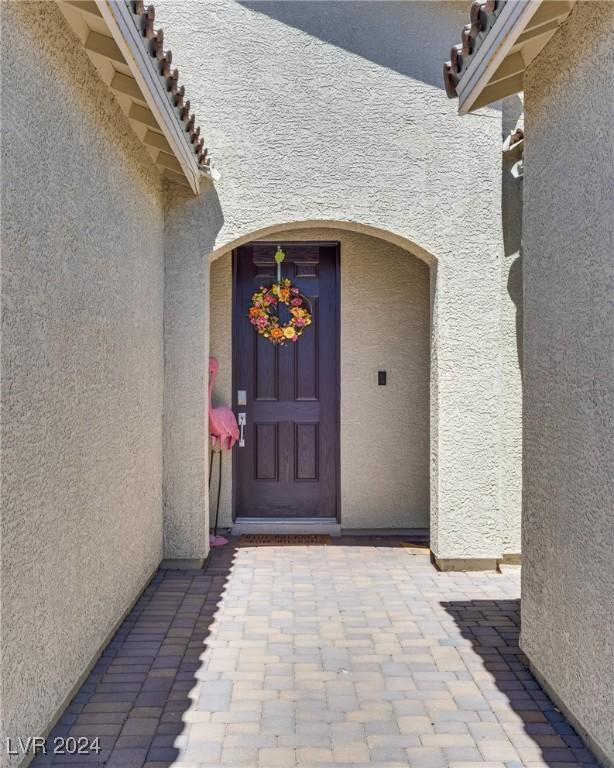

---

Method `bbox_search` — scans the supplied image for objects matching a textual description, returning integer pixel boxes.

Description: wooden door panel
[255,423,278,480]
[295,423,318,481]
[233,242,339,519]
[295,303,318,401]
[254,340,278,401]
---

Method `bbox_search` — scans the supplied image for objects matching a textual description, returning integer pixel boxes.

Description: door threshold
[232,518,341,536]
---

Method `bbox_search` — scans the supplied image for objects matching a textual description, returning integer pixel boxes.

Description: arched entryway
[164,211,509,569]
[207,222,433,534]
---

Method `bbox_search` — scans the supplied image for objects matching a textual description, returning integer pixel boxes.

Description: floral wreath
[248,277,312,344]
[249,272,312,344]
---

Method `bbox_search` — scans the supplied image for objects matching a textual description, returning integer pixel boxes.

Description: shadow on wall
[507,255,523,375]
[440,599,597,767]
[502,94,524,375]
[238,0,472,91]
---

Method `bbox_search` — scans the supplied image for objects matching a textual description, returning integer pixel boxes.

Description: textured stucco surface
[0,4,164,764]
[499,96,524,556]
[210,229,430,529]
[520,3,614,764]
[162,184,221,560]
[157,0,515,560]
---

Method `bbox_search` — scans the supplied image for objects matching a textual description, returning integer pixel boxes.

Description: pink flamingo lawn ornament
[208,357,240,547]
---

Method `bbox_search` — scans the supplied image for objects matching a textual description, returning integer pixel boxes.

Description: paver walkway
[33,538,597,768]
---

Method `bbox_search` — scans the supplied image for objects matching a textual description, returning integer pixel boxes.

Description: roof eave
[97,0,201,193]
[454,0,575,115]
[457,0,537,114]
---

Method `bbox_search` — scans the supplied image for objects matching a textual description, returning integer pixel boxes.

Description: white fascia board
[457,0,540,115]
[97,0,201,193]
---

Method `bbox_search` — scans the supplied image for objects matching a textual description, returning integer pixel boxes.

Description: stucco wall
[520,3,614,764]
[157,0,515,561]
[0,4,164,763]
[210,229,430,529]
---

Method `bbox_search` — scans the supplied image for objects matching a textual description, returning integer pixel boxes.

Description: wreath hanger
[274,244,284,283]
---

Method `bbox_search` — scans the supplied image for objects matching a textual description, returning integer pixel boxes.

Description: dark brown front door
[233,242,339,519]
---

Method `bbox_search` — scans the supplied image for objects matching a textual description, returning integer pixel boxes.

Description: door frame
[231,240,341,522]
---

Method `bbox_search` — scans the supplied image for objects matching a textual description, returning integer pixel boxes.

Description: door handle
[238,412,246,447]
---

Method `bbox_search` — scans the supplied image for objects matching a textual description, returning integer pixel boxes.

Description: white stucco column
[429,249,503,570]
[162,183,224,565]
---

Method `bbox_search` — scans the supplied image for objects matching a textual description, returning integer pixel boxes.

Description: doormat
[239,534,331,547]
[401,540,430,554]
